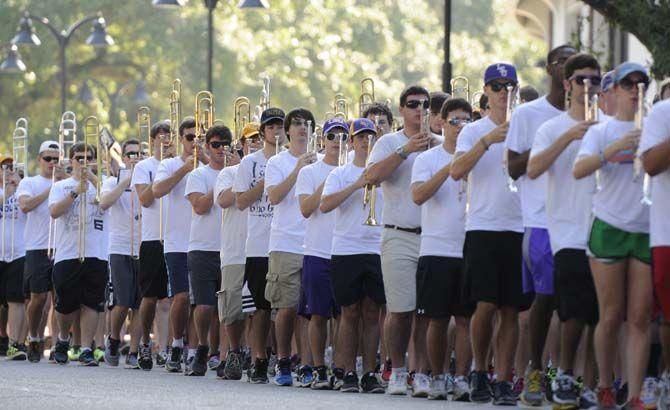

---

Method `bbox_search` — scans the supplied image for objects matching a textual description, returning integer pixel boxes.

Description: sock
[28,335,40,343]
[172,338,184,348]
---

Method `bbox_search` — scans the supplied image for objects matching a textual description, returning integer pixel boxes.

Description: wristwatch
[70,191,79,200]
[395,145,409,160]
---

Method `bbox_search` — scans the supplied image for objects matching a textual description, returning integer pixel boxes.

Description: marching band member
[362,102,393,136]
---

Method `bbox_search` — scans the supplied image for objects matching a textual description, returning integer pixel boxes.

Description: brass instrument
[194,90,214,169]
[234,97,251,142]
[503,84,518,192]
[359,77,375,117]
[79,116,102,262]
[334,97,349,119]
[5,118,29,260]
[306,120,317,155]
[172,79,182,156]
[132,107,151,259]
[451,76,470,101]
[363,116,380,226]
[633,83,651,205]
[137,107,151,156]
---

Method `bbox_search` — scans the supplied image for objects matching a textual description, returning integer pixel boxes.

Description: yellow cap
[241,122,260,139]
[0,155,13,165]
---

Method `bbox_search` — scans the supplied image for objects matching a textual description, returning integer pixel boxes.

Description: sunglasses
[488,81,517,92]
[326,133,349,142]
[183,133,197,142]
[618,78,650,91]
[124,152,140,158]
[570,75,602,86]
[41,156,58,163]
[405,99,430,109]
[209,141,229,149]
[74,156,94,162]
[447,118,472,126]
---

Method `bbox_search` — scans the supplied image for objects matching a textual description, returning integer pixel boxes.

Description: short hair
[430,91,450,115]
[362,102,394,125]
[205,124,233,144]
[121,139,140,154]
[150,121,171,139]
[179,117,196,137]
[69,142,97,159]
[547,44,577,64]
[399,85,430,107]
[284,108,316,135]
[260,118,283,136]
[440,98,473,119]
[479,94,489,110]
[520,85,540,103]
[564,53,601,80]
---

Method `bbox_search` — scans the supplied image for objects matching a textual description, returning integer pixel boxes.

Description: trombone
[6,118,29,260]
[451,76,470,101]
[234,97,251,142]
[363,116,381,226]
[359,77,375,117]
[79,116,102,262]
[172,79,182,156]
[633,83,652,205]
[132,107,151,258]
[194,91,214,169]
[502,84,518,193]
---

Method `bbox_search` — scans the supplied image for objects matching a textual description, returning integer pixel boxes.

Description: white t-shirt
[0,189,26,262]
[323,162,383,255]
[640,99,670,246]
[505,96,563,228]
[578,118,649,233]
[295,160,337,259]
[411,145,466,258]
[155,157,194,253]
[215,165,247,266]
[101,170,140,256]
[367,130,421,228]
[48,177,107,263]
[131,156,166,242]
[531,113,595,253]
[184,165,221,252]
[232,149,273,257]
[456,117,523,232]
[16,175,52,250]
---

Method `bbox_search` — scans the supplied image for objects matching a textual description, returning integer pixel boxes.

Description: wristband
[70,191,79,200]
[480,138,489,151]
[599,151,607,166]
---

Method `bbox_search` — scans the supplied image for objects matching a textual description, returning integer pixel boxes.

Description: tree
[580,0,670,78]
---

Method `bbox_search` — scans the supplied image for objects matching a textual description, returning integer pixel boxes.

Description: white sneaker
[386,371,408,395]
[446,373,455,395]
[453,375,471,402]
[428,374,447,400]
[412,372,431,398]
[657,373,670,410]
[642,377,660,409]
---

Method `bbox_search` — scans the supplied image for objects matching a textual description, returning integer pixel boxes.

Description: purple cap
[601,70,615,92]
[484,63,518,85]
[323,118,349,134]
[351,118,376,136]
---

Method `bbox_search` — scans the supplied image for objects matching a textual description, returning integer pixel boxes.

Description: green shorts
[587,217,650,264]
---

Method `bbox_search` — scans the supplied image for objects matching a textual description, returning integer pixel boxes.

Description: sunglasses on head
[74,155,93,162]
[326,132,348,142]
[570,75,602,86]
[41,156,58,163]
[488,81,517,92]
[618,78,649,91]
[183,133,196,142]
[404,99,430,109]
[448,118,472,126]
[209,141,229,149]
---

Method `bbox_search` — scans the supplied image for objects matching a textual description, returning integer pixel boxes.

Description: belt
[384,224,422,235]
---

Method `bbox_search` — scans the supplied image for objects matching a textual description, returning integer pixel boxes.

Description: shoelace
[528,371,543,393]
[557,375,575,393]
[140,345,152,362]
[599,388,616,407]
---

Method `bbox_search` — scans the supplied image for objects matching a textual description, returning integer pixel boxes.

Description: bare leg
[27,293,48,339]
[252,309,271,359]
[361,298,380,373]
[497,306,519,381]
[412,315,429,373]
[454,316,472,376]
[385,311,413,368]
[275,308,297,359]
[309,315,328,367]
[625,258,653,400]
[471,302,497,371]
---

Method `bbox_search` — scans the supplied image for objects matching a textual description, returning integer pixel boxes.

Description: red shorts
[653,247,670,320]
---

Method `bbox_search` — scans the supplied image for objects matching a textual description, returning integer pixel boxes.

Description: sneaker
[657,374,670,410]
[597,387,618,410]
[223,349,243,380]
[120,343,131,357]
[6,342,27,361]
[552,373,579,406]
[641,377,659,409]
[207,352,220,371]
[54,339,70,364]
[387,370,408,395]
[125,352,140,369]
[104,337,121,367]
[155,350,167,367]
[493,381,517,406]
[623,397,646,410]
[520,368,545,406]
[79,349,98,366]
[165,346,183,373]
[297,365,314,387]
[412,372,431,398]
[94,347,105,363]
[360,372,384,393]
[68,345,81,361]
[330,367,345,390]
[513,376,524,399]
[469,370,492,403]
[27,341,41,363]
[273,357,293,386]
[0,336,9,356]
[427,374,447,400]
[619,383,630,406]
[580,387,598,409]
[381,359,392,385]
[48,349,56,363]
[249,358,269,384]
[311,365,330,390]
[267,354,278,377]
[446,373,455,395]
[187,345,208,376]
[216,360,227,379]
[138,343,153,371]
[341,371,360,393]
[453,375,471,402]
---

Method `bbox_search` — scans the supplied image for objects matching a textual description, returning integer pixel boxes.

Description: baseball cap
[241,122,260,139]
[39,140,60,154]
[614,62,649,84]
[351,118,376,136]
[323,117,349,134]
[0,155,13,165]
[601,70,615,92]
[260,107,285,125]
[484,63,518,85]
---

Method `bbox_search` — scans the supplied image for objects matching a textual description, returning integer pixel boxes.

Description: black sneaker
[187,345,208,376]
[155,349,167,367]
[360,372,384,393]
[0,336,9,356]
[54,339,70,364]
[27,341,41,363]
[216,360,227,379]
[492,381,517,406]
[617,382,628,406]
[104,337,121,367]
[80,349,98,367]
[469,370,492,403]
[311,365,330,390]
[249,358,269,384]
[341,371,360,393]
[138,343,153,371]
[165,346,183,373]
[6,342,27,360]
[552,374,579,406]
[224,349,243,380]
[330,367,345,390]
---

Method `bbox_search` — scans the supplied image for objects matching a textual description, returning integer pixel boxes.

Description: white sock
[172,338,184,348]
[188,348,196,359]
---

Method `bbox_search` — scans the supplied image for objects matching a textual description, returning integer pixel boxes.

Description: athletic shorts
[218,264,245,325]
[52,258,108,314]
[0,257,26,306]
[462,230,531,310]
[554,249,599,326]
[331,254,386,307]
[416,256,473,319]
[165,252,189,297]
[587,217,650,264]
[244,257,270,310]
[139,241,168,299]
[188,251,221,306]
[301,255,339,319]
[653,247,670,321]
[380,228,420,313]
[521,228,554,295]
[109,254,141,309]
[23,249,53,295]
[265,251,303,309]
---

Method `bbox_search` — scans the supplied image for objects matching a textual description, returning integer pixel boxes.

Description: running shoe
[267,354,278,377]
[138,343,153,371]
[469,370,492,403]
[387,370,408,395]
[618,383,630,406]
[657,373,670,410]
[597,386,619,410]
[330,367,345,390]
[54,339,69,364]
[216,360,227,379]
[360,372,384,393]
[297,365,314,387]
[6,342,27,361]
[520,368,545,406]
[311,365,330,390]
[427,374,447,400]
[493,380,517,406]
[341,371,360,393]
[68,345,81,362]
[552,373,579,407]
[446,373,455,395]
[165,346,183,373]
[94,347,105,363]
[623,396,647,410]
[224,349,243,380]
[27,340,41,363]
[512,376,524,399]
[207,352,220,371]
[125,352,140,369]
[453,375,471,402]
[580,387,598,409]
[105,337,121,367]
[249,358,269,384]
[155,349,167,367]
[412,372,431,398]
[48,349,56,363]
[0,336,9,356]
[641,377,659,409]
[80,349,98,366]
[187,345,208,376]
[273,357,293,386]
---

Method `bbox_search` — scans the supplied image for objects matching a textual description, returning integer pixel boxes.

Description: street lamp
[443,0,452,93]
[0,44,27,73]
[153,0,268,92]
[6,11,115,113]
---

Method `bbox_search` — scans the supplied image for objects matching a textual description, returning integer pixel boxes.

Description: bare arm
[217,188,236,209]
[18,186,51,213]
[299,181,326,218]
[187,191,214,215]
[153,158,193,198]
[643,139,670,176]
[99,176,131,211]
[412,164,451,205]
[527,121,596,179]
[320,174,367,214]
[507,150,529,180]
[451,122,509,181]
[573,129,641,179]
[135,183,155,207]
[267,169,300,205]
[236,180,264,211]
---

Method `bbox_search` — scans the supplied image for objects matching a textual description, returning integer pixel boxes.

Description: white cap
[39,140,60,154]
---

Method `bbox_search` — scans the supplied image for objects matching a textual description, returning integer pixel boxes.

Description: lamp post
[152,0,268,92]
[80,78,151,128]
[0,44,27,73]
[443,0,452,93]
[5,11,114,113]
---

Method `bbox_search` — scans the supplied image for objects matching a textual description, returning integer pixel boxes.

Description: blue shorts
[521,228,554,295]
[165,252,189,297]
[301,255,339,319]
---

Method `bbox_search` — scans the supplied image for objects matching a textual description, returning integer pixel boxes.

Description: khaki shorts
[381,228,420,313]
[217,264,245,325]
[265,251,303,309]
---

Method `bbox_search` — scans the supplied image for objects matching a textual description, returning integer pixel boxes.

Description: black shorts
[188,251,221,306]
[462,230,531,310]
[416,256,474,318]
[244,257,270,310]
[0,257,26,306]
[554,249,599,326]
[109,254,141,309]
[52,258,108,314]
[23,249,53,295]
[330,254,386,307]
[139,241,168,299]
